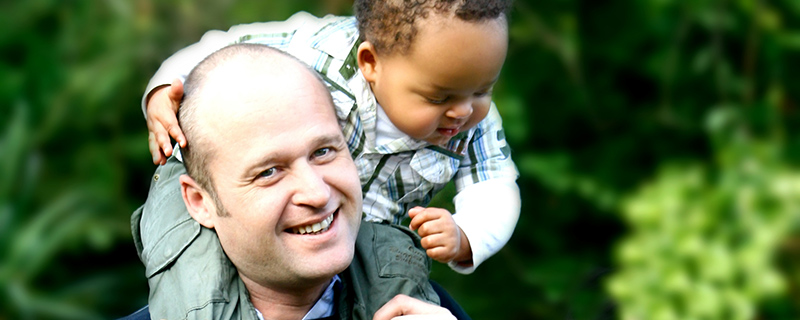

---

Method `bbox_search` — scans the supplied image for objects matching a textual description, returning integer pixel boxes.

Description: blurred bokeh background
[3,0,800,319]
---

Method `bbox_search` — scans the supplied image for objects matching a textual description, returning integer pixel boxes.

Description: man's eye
[259,167,276,178]
[313,147,331,158]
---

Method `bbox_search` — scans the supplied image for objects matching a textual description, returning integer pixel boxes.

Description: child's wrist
[452,229,473,263]
[453,258,474,267]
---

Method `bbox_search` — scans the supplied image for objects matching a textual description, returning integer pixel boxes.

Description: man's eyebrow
[310,132,346,148]
[243,153,279,177]
[242,133,344,175]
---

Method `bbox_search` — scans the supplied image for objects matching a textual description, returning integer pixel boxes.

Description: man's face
[197,63,362,290]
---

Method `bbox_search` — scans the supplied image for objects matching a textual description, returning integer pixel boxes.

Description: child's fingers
[419,233,448,250]
[147,120,170,165]
[176,131,186,147]
[168,78,184,102]
[148,117,174,159]
[416,218,445,237]
[426,246,455,263]
[408,208,431,230]
[165,122,186,149]
[148,132,165,165]
[411,213,446,236]
[423,232,459,262]
[407,206,425,218]
[154,127,173,158]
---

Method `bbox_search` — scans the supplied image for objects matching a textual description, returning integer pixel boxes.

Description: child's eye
[427,96,449,105]
[474,90,492,98]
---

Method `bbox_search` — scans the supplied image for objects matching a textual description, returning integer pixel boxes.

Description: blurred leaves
[1,0,156,318]
[4,0,800,319]
[608,106,800,320]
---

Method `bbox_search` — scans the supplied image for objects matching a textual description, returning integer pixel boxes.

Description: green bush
[2,0,799,319]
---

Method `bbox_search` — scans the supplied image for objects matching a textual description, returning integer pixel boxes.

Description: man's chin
[298,248,354,280]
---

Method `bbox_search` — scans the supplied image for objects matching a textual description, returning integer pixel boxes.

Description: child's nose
[446,101,473,120]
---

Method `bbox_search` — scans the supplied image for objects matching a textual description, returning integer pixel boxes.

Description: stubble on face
[194,52,362,296]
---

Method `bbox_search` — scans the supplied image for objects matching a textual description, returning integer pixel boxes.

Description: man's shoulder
[342,222,439,318]
[353,221,432,290]
[356,222,427,269]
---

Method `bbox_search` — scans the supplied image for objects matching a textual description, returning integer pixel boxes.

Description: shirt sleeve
[140,12,318,117]
[453,103,518,187]
[449,103,521,274]
[449,177,520,274]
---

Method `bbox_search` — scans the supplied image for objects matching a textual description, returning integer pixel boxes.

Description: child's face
[360,14,508,146]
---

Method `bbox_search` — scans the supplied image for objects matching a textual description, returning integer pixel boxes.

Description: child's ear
[357,41,379,83]
[180,174,216,229]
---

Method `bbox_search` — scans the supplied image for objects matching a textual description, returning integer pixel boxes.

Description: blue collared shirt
[254,275,341,320]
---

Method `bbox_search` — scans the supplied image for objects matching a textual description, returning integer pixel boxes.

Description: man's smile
[287,210,337,235]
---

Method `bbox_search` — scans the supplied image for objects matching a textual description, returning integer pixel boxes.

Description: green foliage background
[2,0,800,319]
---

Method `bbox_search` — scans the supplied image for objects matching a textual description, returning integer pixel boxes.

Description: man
[130,43,456,319]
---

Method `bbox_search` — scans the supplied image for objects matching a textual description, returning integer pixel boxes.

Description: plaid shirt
[146,12,518,225]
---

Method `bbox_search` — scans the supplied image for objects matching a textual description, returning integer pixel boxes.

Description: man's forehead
[200,90,336,155]
[191,49,337,160]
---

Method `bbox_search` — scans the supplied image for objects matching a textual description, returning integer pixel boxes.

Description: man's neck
[241,276,331,320]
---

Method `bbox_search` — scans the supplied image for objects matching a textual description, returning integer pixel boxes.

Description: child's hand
[146,78,186,165]
[408,206,472,265]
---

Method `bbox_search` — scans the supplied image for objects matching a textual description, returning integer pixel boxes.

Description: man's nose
[290,163,331,208]
[445,100,473,120]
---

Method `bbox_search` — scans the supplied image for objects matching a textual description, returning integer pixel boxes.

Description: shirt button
[153,174,160,182]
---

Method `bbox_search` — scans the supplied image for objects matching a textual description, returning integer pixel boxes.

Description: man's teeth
[293,214,334,235]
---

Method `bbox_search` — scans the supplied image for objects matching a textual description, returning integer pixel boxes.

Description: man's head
[354,0,511,146]
[177,44,362,292]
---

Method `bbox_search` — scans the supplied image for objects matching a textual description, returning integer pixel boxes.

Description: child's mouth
[437,128,459,137]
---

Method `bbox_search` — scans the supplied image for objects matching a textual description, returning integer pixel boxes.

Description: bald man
[131,44,454,320]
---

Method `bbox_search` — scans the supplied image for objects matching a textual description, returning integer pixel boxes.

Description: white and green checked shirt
[144,12,520,273]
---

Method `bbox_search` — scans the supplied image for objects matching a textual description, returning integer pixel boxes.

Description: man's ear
[180,174,216,229]
[357,41,379,83]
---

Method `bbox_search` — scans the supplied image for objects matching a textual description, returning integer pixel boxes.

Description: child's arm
[449,104,521,274]
[141,12,320,164]
[451,177,520,273]
[142,27,252,165]
[146,79,184,165]
[143,26,245,165]
[406,177,520,269]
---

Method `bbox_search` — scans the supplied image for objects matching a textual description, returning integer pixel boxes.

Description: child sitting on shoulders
[139,0,520,318]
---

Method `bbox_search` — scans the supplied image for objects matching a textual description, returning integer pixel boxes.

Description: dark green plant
[3,0,800,319]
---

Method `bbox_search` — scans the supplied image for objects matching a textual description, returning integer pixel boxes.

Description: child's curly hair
[354,0,512,55]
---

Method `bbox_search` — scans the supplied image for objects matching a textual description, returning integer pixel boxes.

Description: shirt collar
[254,275,341,320]
[349,72,429,154]
[308,16,359,61]
[375,103,409,146]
